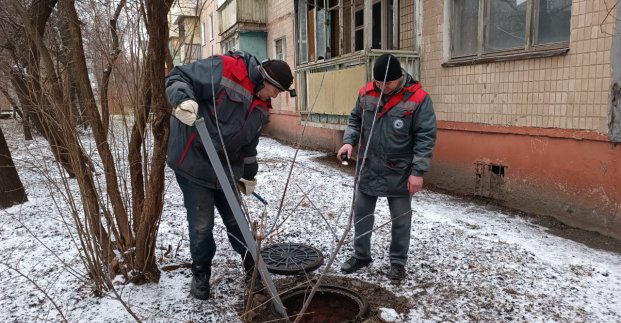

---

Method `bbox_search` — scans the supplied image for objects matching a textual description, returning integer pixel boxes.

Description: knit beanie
[261,60,293,91]
[373,54,402,82]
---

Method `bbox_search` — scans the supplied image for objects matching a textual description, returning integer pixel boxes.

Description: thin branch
[294,183,338,240]
[0,261,68,323]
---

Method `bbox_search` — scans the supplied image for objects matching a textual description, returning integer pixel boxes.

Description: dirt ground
[245,275,410,322]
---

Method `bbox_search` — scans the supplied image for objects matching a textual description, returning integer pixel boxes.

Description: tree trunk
[130,0,174,284]
[13,1,115,282]
[100,0,126,136]
[0,125,27,208]
[9,0,79,177]
[0,86,31,140]
[59,0,134,250]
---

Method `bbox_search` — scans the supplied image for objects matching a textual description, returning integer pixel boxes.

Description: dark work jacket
[343,72,437,197]
[165,51,269,189]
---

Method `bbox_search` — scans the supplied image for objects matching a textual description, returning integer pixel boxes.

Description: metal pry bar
[194,117,288,319]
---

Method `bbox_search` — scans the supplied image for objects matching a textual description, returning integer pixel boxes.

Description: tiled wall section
[267,0,297,113]
[421,0,615,132]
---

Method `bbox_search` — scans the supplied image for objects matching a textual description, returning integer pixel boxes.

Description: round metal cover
[261,243,324,275]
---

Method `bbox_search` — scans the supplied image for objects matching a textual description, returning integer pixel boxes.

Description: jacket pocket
[362,105,378,130]
[387,115,411,137]
[383,152,412,195]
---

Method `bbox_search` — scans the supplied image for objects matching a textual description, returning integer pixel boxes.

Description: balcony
[296,50,420,128]
[218,0,267,37]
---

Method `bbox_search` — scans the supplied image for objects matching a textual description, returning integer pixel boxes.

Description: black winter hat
[373,54,402,82]
[261,59,293,91]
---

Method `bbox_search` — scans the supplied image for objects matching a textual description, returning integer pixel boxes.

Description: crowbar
[194,117,287,319]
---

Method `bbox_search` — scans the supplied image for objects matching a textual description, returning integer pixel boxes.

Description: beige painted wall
[200,0,224,58]
[266,0,297,113]
[197,0,295,112]
[421,0,615,133]
[308,66,365,115]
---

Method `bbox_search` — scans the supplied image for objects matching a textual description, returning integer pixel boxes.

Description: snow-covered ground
[1,118,620,322]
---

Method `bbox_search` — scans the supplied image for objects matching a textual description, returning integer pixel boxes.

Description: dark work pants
[175,173,247,267]
[352,190,413,265]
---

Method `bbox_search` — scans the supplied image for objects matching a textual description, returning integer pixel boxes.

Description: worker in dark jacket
[337,53,436,280]
[165,51,294,300]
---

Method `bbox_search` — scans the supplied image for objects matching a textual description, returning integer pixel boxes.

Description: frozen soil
[1,118,620,322]
[251,275,410,322]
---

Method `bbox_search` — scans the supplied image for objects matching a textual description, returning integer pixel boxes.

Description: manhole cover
[261,243,324,275]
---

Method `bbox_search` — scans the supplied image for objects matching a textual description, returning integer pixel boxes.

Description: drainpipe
[609,3,621,142]
[415,0,422,55]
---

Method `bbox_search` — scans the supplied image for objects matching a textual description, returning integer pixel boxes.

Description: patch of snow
[0,118,620,322]
[379,307,401,322]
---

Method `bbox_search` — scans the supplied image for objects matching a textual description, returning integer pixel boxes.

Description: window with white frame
[274,37,286,60]
[209,14,214,41]
[201,21,206,46]
[221,36,237,53]
[450,0,571,60]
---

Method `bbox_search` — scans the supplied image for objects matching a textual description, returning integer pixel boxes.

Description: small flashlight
[340,152,349,166]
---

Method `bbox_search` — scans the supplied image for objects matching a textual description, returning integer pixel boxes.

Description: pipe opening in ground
[273,285,367,323]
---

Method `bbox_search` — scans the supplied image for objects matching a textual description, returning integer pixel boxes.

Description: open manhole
[272,284,368,322]
[261,243,324,275]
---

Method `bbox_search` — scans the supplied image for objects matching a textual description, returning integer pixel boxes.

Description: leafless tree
[0,125,27,208]
[0,0,175,296]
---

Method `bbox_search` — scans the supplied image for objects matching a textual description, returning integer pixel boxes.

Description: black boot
[386,263,406,281]
[242,252,264,293]
[190,262,211,300]
[340,256,372,274]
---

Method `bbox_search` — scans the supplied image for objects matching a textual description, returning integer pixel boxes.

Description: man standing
[165,51,293,299]
[337,53,436,280]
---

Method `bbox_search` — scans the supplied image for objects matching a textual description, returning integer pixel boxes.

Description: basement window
[490,164,505,177]
[475,162,507,198]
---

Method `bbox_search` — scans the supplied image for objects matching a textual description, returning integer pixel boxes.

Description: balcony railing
[218,0,267,34]
[296,49,420,127]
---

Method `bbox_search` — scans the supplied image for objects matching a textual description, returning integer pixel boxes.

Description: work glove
[243,160,259,180]
[174,100,198,126]
[238,178,257,196]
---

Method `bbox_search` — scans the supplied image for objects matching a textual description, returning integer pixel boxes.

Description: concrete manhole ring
[271,284,368,322]
[260,243,324,275]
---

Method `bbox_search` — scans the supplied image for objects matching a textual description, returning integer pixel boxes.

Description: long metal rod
[194,118,288,319]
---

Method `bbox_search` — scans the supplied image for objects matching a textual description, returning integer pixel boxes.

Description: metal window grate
[474,162,507,198]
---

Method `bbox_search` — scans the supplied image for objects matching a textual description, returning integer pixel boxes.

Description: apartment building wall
[265,0,297,113]
[169,0,202,65]
[263,0,422,151]
[200,0,223,57]
[421,0,621,239]
[189,0,620,238]
[262,0,318,146]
